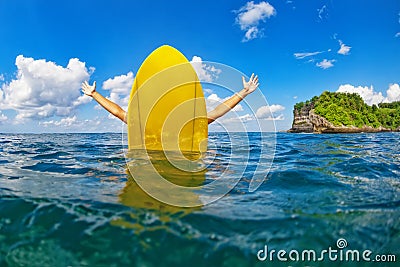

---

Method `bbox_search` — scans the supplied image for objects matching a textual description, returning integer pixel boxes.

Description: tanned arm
[207,73,259,124]
[82,74,259,125]
[81,81,127,123]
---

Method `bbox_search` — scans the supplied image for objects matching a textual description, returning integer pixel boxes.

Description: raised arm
[207,73,259,124]
[81,81,127,123]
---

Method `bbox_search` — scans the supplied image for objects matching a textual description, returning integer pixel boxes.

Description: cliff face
[288,103,314,133]
[309,110,392,133]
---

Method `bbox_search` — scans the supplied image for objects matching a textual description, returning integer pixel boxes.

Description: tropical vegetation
[294,91,400,130]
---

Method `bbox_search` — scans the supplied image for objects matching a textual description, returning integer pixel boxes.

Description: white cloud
[235,1,276,42]
[39,115,120,132]
[335,84,400,105]
[338,40,351,55]
[221,113,255,123]
[0,55,92,122]
[294,51,323,59]
[256,104,285,120]
[0,74,4,82]
[41,116,78,127]
[294,49,331,61]
[385,83,400,103]
[316,59,335,69]
[269,104,285,113]
[207,93,221,103]
[190,56,221,82]
[73,95,91,107]
[273,114,285,120]
[337,84,383,105]
[317,5,328,21]
[244,26,259,41]
[102,71,134,110]
[203,88,214,95]
[206,93,243,112]
[395,32,400,38]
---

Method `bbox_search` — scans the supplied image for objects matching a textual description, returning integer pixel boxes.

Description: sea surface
[0,132,399,267]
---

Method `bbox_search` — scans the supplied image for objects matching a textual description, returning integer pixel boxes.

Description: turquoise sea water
[0,132,399,267]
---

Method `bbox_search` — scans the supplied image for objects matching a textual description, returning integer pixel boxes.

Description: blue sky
[0,0,399,132]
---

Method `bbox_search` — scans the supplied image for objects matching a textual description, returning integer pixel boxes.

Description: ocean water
[0,132,399,267]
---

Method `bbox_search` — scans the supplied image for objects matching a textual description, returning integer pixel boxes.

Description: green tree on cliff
[294,91,400,130]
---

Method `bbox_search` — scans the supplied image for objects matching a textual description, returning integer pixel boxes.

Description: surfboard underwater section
[127,45,208,154]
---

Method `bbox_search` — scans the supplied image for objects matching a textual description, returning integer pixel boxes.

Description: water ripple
[0,132,399,266]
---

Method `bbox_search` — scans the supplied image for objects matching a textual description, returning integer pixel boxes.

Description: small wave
[0,132,399,265]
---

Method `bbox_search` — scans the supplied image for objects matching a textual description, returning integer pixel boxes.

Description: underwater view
[0,132,399,266]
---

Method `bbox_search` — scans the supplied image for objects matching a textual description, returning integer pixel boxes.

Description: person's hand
[81,81,96,97]
[239,73,259,98]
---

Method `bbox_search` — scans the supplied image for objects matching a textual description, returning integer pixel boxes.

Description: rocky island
[289,91,400,133]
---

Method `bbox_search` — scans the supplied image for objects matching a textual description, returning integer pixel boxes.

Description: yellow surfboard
[127,45,208,154]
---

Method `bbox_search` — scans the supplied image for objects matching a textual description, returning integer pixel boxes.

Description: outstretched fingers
[82,81,88,89]
[82,81,96,89]
[249,73,254,82]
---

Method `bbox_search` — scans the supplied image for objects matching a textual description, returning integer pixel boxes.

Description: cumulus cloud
[0,55,92,122]
[190,56,221,82]
[235,1,276,42]
[385,83,400,103]
[395,32,400,38]
[102,71,134,110]
[256,104,285,120]
[206,93,243,112]
[316,59,335,69]
[337,84,383,105]
[336,83,400,105]
[337,40,351,55]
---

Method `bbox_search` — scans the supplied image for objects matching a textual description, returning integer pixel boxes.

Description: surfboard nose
[127,46,208,155]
